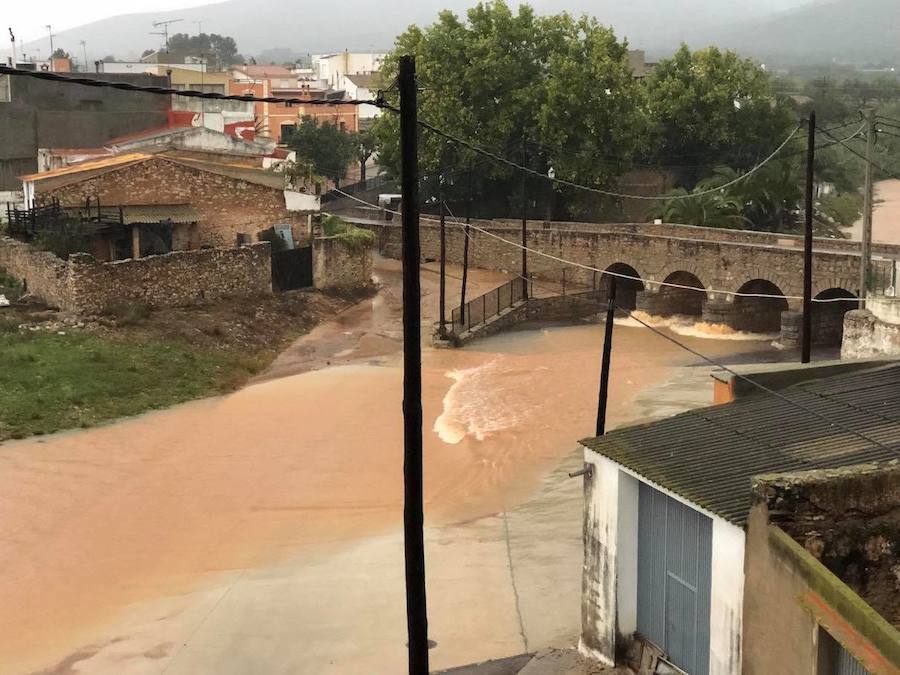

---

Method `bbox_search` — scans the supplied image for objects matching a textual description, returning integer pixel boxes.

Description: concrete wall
[580,450,745,674]
[312,236,373,291]
[0,73,171,189]
[842,310,900,359]
[0,236,271,313]
[40,157,307,249]
[743,465,900,675]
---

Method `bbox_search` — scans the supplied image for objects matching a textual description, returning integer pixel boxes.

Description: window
[281,124,296,142]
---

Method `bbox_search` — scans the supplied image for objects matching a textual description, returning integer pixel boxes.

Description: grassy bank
[0,329,260,441]
[0,287,368,442]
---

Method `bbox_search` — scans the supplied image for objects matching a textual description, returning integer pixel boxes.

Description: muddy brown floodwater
[0,257,781,674]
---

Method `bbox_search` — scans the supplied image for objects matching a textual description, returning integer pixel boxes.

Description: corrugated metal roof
[581,364,900,526]
[121,204,198,224]
[20,153,151,182]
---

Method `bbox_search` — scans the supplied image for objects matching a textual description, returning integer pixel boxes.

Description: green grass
[0,331,256,441]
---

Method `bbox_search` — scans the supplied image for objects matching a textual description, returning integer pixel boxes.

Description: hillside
[685,0,900,65]
[9,0,895,67]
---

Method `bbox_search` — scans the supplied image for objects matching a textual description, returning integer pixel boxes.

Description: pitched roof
[20,153,151,182]
[581,364,900,526]
[344,73,375,89]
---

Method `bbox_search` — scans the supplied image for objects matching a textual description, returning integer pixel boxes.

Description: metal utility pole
[860,107,877,308]
[460,164,472,324]
[439,181,447,339]
[398,54,429,675]
[801,112,816,364]
[79,41,87,72]
[521,133,528,299]
[596,277,617,436]
[45,25,54,62]
[7,28,15,67]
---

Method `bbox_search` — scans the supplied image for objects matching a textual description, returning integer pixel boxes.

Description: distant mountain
[8,0,895,67]
[681,0,900,65]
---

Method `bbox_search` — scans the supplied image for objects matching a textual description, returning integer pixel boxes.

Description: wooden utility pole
[596,277,617,436]
[860,107,877,308]
[521,133,528,299]
[460,164,472,324]
[398,55,429,675]
[801,112,816,364]
[439,184,447,339]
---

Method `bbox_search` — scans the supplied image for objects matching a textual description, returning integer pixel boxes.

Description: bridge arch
[603,262,644,310]
[813,287,857,346]
[652,270,707,318]
[732,279,789,333]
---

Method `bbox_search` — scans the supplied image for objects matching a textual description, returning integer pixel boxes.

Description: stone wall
[0,236,271,313]
[41,157,307,249]
[312,236,373,291]
[743,464,900,674]
[842,310,900,359]
[353,219,867,303]
[0,235,71,308]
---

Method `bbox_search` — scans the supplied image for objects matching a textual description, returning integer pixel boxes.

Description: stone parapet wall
[0,237,271,314]
[0,235,71,308]
[842,310,900,359]
[312,236,373,291]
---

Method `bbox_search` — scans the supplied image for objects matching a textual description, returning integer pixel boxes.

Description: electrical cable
[818,126,900,182]
[332,187,867,305]
[0,65,381,107]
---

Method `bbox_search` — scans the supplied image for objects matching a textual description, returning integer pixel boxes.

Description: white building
[339,73,380,120]
[578,362,898,674]
[312,51,384,90]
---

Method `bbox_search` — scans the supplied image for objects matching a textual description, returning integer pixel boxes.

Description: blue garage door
[637,482,713,675]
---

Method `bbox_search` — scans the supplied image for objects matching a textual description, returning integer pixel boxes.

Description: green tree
[643,45,795,180]
[51,48,70,60]
[165,33,244,70]
[371,1,649,216]
[356,129,377,182]
[287,117,357,186]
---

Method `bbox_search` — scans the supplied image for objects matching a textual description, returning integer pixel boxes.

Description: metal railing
[450,278,527,334]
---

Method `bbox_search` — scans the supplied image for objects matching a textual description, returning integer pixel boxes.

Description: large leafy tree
[371,1,650,215]
[287,117,358,186]
[165,33,244,70]
[643,45,795,179]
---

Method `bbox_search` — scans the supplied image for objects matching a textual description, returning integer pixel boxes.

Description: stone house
[20,151,320,261]
[579,361,900,675]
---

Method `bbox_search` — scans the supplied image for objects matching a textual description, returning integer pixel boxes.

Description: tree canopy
[164,33,244,70]
[371,0,649,215]
[287,117,358,185]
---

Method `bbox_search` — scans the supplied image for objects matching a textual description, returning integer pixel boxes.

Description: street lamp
[545,166,556,225]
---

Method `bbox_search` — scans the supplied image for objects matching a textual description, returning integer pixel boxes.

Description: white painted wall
[616,471,640,636]
[580,452,746,675]
[868,295,900,325]
[578,450,619,667]
[709,519,745,675]
[283,191,320,212]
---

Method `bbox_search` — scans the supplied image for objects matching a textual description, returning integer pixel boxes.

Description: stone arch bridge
[344,213,898,346]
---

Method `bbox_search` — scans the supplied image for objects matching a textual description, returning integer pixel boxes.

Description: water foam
[433,360,521,445]
[615,312,778,342]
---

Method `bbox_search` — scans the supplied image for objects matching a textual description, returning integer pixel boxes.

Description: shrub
[34,220,97,259]
[320,215,375,252]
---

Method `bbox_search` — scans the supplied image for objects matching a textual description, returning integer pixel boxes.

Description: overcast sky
[6,0,220,43]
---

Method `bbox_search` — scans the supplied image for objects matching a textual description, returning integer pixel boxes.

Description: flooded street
[0,257,782,674]
[845,179,900,244]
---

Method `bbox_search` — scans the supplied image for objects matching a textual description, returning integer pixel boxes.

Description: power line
[818,126,900,182]
[332,187,860,304]
[0,65,381,107]
[615,305,896,455]
[404,113,805,202]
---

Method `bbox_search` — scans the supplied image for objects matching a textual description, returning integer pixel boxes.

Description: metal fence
[450,278,527,334]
